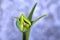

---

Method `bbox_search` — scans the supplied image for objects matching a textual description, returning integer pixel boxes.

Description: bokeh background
[0,0,60,40]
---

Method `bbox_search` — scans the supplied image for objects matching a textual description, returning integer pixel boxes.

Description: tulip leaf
[28,3,37,21]
[31,14,47,25]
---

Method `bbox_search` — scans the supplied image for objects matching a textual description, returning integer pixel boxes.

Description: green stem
[22,29,30,40]
[23,32,26,40]
[26,29,30,40]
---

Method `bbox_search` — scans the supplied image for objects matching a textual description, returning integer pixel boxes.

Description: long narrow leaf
[28,3,37,21]
[31,14,47,25]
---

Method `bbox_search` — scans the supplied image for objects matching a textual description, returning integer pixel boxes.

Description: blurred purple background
[0,0,60,40]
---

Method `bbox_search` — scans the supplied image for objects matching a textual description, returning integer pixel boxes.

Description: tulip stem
[23,32,26,40]
[26,29,30,40]
[23,29,30,40]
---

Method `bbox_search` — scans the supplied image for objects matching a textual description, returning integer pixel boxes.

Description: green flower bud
[16,14,31,32]
[16,3,47,32]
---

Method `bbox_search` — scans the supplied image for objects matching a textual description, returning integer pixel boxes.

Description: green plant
[16,3,47,40]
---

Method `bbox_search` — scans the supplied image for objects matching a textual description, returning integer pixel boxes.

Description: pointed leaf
[31,14,47,25]
[28,3,37,21]
[13,17,19,19]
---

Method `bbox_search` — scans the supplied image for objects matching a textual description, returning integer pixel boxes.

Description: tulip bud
[16,14,31,32]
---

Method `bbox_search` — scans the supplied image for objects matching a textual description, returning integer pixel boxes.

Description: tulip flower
[16,3,47,40]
